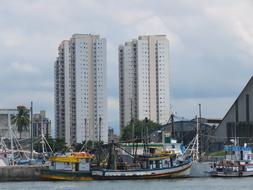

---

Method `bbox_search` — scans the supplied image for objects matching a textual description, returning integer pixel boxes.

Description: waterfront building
[213,76,253,150]
[55,34,107,145]
[32,110,51,138]
[150,118,221,153]
[119,35,170,132]
[108,128,119,143]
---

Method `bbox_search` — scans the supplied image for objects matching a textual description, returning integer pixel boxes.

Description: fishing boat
[92,159,192,180]
[209,145,253,177]
[92,142,192,180]
[40,152,94,180]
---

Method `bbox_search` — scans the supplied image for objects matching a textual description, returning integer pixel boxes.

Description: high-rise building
[55,34,107,145]
[119,35,170,131]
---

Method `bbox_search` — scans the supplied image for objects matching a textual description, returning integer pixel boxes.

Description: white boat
[210,146,253,177]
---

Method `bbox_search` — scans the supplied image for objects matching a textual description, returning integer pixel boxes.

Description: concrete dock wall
[0,165,44,181]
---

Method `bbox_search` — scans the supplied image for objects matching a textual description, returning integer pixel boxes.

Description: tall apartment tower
[119,35,170,131]
[55,34,107,145]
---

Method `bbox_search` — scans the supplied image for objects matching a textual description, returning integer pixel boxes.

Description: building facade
[0,108,31,139]
[32,110,51,138]
[0,109,18,138]
[213,76,253,150]
[119,35,170,131]
[108,128,119,143]
[55,34,107,145]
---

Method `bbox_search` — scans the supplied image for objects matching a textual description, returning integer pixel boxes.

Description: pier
[0,165,44,181]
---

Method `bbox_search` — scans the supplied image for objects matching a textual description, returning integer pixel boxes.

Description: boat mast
[99,117,102,143]
[196,115,199,162]
[234,121,237,147]
[196,104,202,162]
[130,98,135,156]
[8,112,14,165]
[199,104,202,158]
[171,114,175,139]
[97,116,102,166]
[41,114,45,154]
[30,101,33,160]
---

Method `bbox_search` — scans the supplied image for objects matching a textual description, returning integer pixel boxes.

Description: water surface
[0,178,252,190]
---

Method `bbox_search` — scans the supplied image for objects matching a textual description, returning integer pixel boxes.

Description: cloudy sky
[1,0,253,134]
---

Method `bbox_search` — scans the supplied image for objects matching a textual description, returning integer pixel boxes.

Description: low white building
[0,109,30,138]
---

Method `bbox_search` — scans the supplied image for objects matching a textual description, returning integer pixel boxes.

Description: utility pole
[30,101,33,160]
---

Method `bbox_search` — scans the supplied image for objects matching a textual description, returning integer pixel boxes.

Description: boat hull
[210,171,253,177]
[92,161,192,180]
[40,169,93,181]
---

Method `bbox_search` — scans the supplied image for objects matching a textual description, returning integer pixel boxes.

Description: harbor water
[0,178,253,190]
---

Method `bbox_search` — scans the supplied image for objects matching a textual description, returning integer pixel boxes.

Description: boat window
[156,161,160,168]
[75,163,79,171]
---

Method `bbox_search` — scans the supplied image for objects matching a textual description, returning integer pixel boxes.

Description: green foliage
[72,140,104,152]
[208,151,225,157]
[34,138,105,153]
[12,105,30,139]
[72,141,86,152]
[51,138,67,152]
[120,119,160,142]
[34,137,67,153]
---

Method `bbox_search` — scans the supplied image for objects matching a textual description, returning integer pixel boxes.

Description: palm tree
[12,105,30,139]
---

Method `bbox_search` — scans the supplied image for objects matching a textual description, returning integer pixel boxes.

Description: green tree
[120,119,160,142]
[12,105,30,139]
[73,140,104,152]
[51,138,67,152]
[33,137,65,153]
[72,141,86,152]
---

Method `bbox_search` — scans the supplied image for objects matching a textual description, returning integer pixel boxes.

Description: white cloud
[1,31,26,48]
[1,0,253,132]
[107,97,119,110]
[171,97,235,120]
[7,62,39,73]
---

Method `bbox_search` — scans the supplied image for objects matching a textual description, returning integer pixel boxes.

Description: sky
[1,0,253,135]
